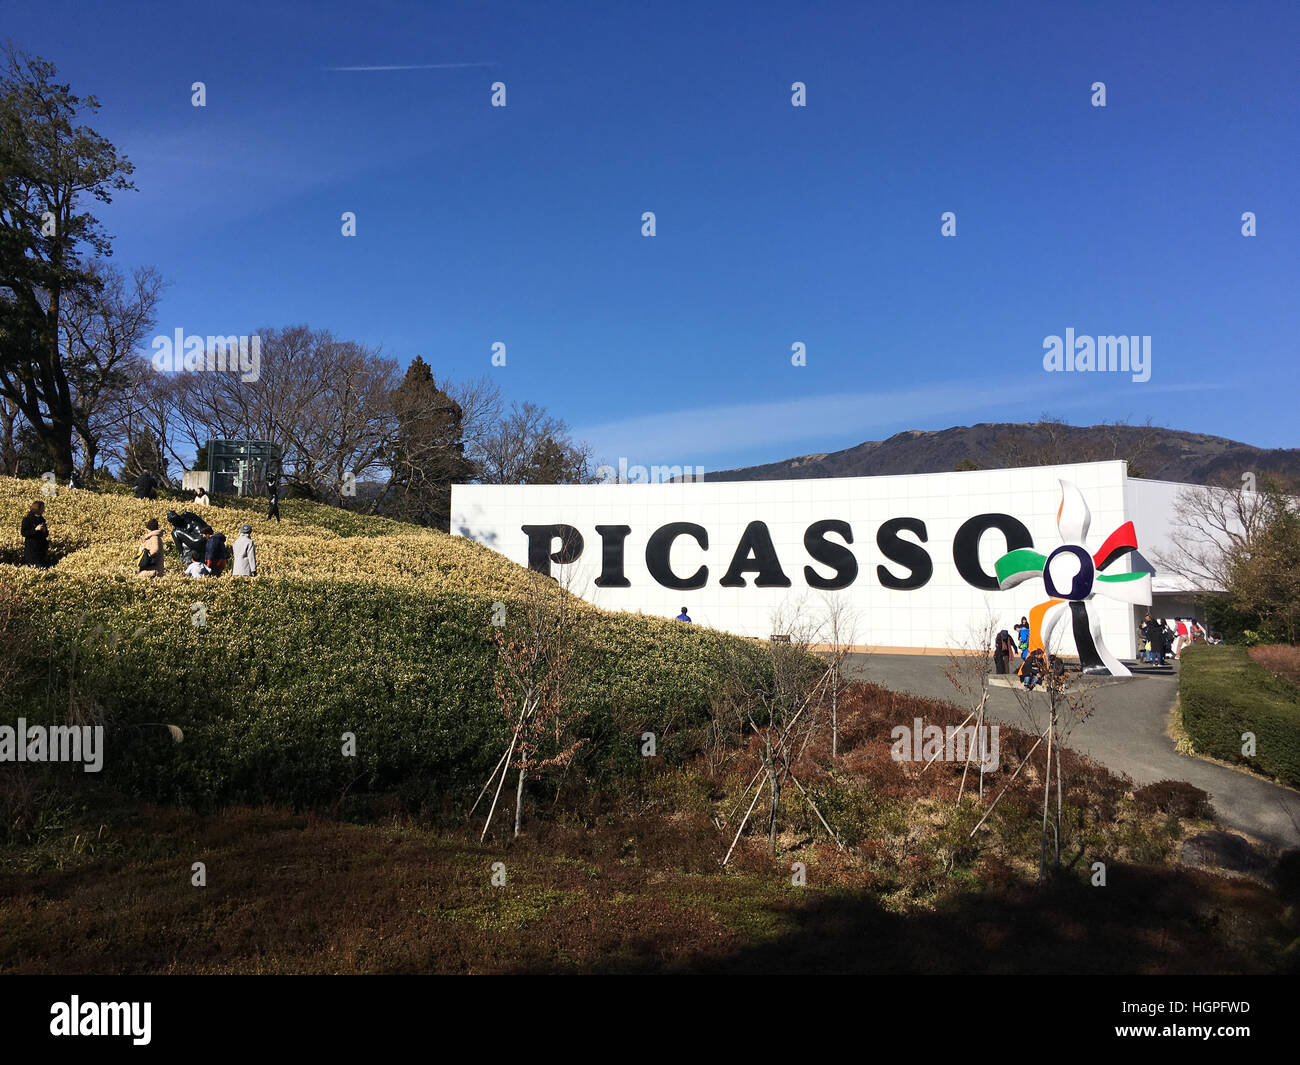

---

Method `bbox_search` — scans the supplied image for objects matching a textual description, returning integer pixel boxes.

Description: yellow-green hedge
[0,477,761,808]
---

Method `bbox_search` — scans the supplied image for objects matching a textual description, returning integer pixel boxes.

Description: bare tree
[60,261,166,477]
[447,375,503,468]
[1153,475,1275,592]
[818,592,859,759]
[992,416,1161,477]
[473,400,594,485]
[473,562,589,840]
[941,614,1001,802]
[160,325,396,495]
[714,601,842,862]
[968,622,1098,881]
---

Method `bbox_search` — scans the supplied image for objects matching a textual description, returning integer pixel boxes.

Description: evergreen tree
[373,357,472,528]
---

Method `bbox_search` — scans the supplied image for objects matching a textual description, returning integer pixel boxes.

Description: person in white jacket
[232,523,257,576]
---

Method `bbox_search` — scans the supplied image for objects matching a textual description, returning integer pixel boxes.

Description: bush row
[1179,643,1300,788]
[0,567,757,810]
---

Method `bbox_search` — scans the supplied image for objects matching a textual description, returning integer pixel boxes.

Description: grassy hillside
[0,477,746,810]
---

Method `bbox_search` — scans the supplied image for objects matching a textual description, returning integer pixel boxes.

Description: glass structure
[206,439,282,497]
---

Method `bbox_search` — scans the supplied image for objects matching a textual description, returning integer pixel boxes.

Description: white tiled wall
[452,460,1140,658]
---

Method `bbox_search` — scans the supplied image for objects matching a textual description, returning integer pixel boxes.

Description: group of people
[1139,615,1214,664]
[15,463,286,574]
[994,618,1065,690]
[139,512,258,579]
[17,496,258,579]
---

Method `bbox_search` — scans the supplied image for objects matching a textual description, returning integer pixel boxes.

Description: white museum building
[452,460,1223,667]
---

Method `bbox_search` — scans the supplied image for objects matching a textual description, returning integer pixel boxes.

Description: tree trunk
[766,763,780,857]
[514,765,526,837]
[831,661,839,758]
[77,429,97,481]
[0,399,16,476]
[1054,733,1063,869]
[1039,712,1054,882]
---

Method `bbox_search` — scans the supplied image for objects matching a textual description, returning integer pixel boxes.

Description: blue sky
[3,0,1296,471]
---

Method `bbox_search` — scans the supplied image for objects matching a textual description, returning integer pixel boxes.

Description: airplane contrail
[325,63,496,71]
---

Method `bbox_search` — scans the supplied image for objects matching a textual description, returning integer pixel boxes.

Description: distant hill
[704,422,1300,487]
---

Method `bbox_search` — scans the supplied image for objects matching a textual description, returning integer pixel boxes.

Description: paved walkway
[843,653,1300,850]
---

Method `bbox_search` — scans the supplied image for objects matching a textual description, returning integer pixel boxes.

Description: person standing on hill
[266,476,281,524]
[20,500,50,568]
[133,470,158,500]
[232,524,257,576]
[675,606,691,622]
[137,518,165,579]
[1016,616,1030,659]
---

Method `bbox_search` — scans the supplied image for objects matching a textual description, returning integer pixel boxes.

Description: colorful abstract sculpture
[995,481,1152,676]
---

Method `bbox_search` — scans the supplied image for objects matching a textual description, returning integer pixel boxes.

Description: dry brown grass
[0,801,1291,975]
[2,680,1292,975]
[1249,644,1300,688]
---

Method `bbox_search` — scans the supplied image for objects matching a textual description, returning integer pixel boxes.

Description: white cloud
[324,63,495,71]
[572,379,1234,468]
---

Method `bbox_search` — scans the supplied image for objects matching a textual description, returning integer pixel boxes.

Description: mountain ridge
[703,422,1300,487]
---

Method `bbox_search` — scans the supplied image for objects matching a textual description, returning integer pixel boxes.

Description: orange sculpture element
[1029,597,1064,656]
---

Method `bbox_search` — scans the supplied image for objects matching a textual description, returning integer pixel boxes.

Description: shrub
[1133,780,1215,820]
[0,476,770,810]
[1179,644,1300,787]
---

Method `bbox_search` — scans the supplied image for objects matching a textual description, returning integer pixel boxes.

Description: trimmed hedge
[0,476,775,810]
[1179,643,1300,788]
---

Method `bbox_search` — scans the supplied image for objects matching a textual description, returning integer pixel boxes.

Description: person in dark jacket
[167,510,214,565]
[1019,648,1047,690]
[1139,613,1158,664]
[205,531,228,576]
[993,629,1018,674]
[133,470,158,500]
[20,500,50,568]
[1158,620,1174,665]
[266,476,281,524]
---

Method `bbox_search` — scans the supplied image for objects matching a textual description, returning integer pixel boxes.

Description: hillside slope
[0,478,743,809]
